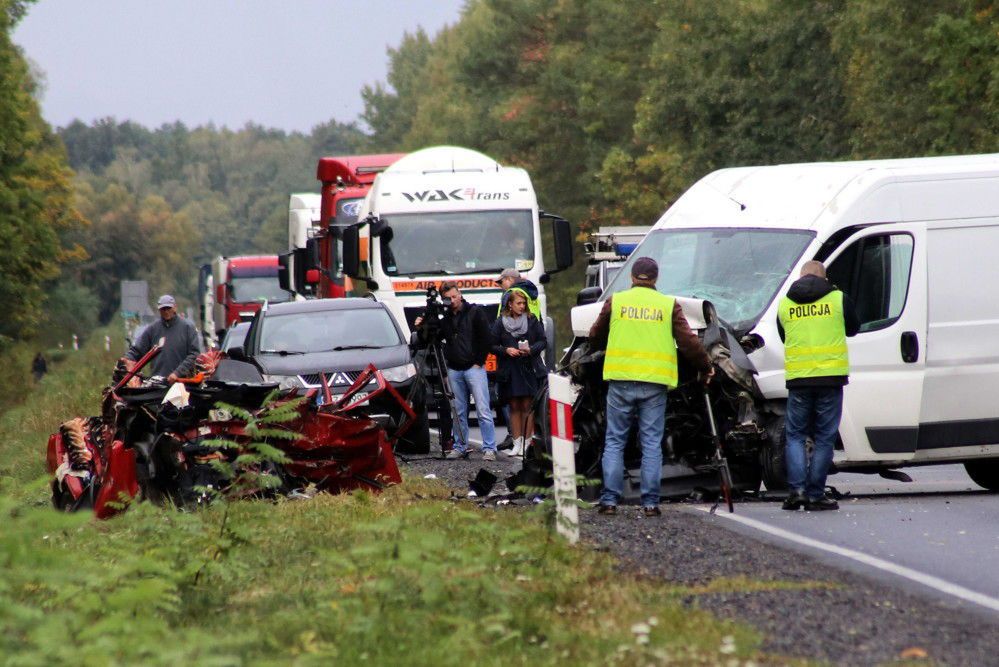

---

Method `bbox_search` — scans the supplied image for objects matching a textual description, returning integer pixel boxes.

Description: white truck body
[572,153,999,470]
[356,146,551,337]
[288,193,321,251]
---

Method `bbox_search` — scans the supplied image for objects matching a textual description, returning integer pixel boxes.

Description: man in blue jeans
[588,258,714,516]
[777,261,860,511]
[435,282,497,460]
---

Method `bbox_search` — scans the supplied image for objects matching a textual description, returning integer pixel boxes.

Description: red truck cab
[212,255,292,338]
[314,154,405,298]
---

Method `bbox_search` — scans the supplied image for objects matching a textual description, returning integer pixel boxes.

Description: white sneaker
[483,450,496,462]
[506,437,524,457]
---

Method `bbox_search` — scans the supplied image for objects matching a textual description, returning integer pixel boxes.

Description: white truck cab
[343,146,573,342]
[572,153,999,486]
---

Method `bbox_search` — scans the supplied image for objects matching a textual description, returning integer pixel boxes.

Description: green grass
[0,329,783,666]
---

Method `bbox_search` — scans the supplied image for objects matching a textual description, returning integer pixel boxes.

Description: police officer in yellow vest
[777,260,860,511]
[589,257,714,516]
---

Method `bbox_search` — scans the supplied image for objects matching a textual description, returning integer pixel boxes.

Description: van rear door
[822,224,927,461]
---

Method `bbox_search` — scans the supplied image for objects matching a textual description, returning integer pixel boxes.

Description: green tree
[0,0,83,339]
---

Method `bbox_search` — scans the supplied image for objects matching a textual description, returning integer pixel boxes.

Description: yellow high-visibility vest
[778,291,849,380]
[603,287,678,387]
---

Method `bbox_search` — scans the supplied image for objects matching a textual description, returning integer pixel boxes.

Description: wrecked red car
[47,345,411,518]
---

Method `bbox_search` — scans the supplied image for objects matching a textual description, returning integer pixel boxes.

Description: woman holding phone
[490,289,547,457]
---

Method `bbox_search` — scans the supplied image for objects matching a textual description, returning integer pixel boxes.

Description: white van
[571,153,999,490]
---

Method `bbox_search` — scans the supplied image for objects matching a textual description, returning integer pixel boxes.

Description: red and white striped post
[548,373,579,543]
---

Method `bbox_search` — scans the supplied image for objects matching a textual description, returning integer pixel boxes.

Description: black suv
[231,298,430,453]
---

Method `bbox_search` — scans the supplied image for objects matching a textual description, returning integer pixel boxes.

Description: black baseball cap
[631,257,659,281]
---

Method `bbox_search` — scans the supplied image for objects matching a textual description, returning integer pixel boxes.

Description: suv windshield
[381,209,534,275]
[230,276,292,303]
[603,228,815,330]
[259,308,403,353]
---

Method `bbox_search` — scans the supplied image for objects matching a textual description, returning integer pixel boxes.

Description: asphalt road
[694,464,999,615]
[438,418,999,615]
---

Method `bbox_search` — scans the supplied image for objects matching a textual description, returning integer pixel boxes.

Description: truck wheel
[760,415,788,491]
[964,460,999,491]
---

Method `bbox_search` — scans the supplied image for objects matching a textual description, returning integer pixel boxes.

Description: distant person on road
[31,352,47,382]
[125,295,201,383]
[414,282,497,461]
[490,289,546,458]
[589,257,714,517]
[777,260,860,512]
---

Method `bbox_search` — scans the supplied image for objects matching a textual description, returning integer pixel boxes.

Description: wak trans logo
[400,188,511,203]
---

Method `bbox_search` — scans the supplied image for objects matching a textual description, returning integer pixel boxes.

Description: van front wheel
[761,415,788,492]
[964,460,999,491]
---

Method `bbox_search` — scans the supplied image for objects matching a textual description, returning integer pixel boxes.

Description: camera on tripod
[417,285,453,342]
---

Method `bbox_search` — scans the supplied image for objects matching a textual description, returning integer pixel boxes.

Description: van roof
[658,153,999,233]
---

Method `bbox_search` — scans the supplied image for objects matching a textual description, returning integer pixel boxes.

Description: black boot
[782,490,806,511]
[805,496,839,511]
[497,433,514,451]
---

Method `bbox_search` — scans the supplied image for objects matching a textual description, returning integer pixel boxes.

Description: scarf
[502,314,528,338]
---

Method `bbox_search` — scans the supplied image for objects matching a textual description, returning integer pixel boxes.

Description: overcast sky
[13,0,465,133]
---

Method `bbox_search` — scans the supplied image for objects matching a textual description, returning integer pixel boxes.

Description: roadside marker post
[548,373,579,544]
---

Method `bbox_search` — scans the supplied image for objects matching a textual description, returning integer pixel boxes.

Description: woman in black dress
[490,289,546,457]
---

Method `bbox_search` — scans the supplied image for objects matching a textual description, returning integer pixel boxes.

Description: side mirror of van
[227,345,247,362]
[342,224,361,277]
[576,286,602,306]
[541,211,574,273]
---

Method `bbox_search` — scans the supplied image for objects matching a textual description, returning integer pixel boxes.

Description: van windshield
[603,228,815,330]
[380,210,534,276]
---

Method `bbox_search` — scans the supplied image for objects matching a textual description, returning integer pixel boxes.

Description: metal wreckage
[525,297,777,506]
[47,342,412,518]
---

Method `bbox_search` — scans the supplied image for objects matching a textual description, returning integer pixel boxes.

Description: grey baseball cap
[157,294,177,309]
[497,268,521,284]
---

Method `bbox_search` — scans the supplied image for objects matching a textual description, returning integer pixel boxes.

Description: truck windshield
[380,209,534,276]
[230,276,292,304]
[603,228,815,330]
[260,308,403,353]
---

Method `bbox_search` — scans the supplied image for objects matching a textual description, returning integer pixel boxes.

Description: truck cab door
[821,223,927,462]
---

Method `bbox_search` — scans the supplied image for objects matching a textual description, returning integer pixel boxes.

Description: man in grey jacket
[126,295,201,383]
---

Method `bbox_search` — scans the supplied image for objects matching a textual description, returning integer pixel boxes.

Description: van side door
[822,224,927,461]
[917,221,999,458]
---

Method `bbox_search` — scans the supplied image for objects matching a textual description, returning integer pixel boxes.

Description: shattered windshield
[380,210,534,276]
[603,228,815,330]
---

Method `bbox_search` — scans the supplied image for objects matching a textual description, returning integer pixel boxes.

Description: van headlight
[380,363,417,384]
[261,374,305,391]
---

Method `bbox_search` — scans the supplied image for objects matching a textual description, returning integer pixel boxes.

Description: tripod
[411,338,467,458]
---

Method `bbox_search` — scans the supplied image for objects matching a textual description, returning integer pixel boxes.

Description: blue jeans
[785,387,843,500]
[601,380,667,508]
[447,365,496,453]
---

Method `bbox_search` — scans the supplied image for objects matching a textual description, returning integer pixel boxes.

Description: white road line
[695,507,999,614]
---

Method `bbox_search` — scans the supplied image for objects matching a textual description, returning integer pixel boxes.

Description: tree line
[1,0,996,343]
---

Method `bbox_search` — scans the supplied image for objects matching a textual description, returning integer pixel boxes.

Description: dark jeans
[785,386,843,500]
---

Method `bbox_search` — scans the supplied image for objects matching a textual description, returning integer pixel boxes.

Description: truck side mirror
[342,224,361,277]
[541,211,574,274]
[304,238,321,270]
[277,252,294,293]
